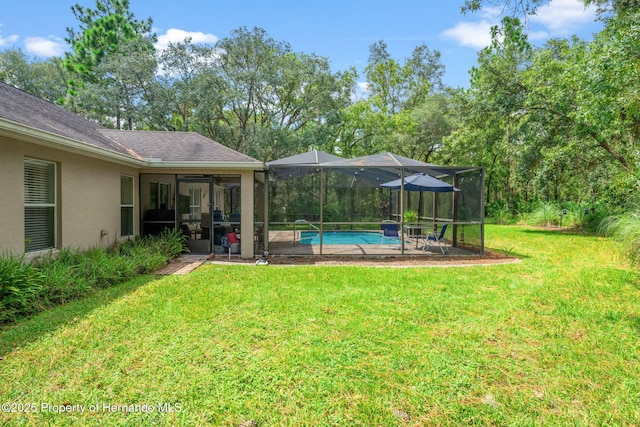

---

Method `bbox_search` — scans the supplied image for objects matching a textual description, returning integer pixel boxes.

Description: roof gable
[0,82,139,158]
[0,82,260,166]
[99,130,260,164]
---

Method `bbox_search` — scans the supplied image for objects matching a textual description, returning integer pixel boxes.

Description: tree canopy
[2,0,640,213]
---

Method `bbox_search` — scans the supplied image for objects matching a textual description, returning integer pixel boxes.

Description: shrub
[0,231,187,323]
[0,255,44,323]
[485,201,512,224]
[37,258,90,305]
[527,202,561,227]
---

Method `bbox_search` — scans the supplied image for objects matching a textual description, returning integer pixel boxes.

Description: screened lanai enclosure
[264,150,484,257]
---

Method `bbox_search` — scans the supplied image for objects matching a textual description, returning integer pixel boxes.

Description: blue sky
[1,0,602,88]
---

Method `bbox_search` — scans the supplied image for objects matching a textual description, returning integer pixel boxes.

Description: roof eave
[0,117,146,167]
[143,160,266,170]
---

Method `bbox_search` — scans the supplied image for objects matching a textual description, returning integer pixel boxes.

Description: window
[24,159,56,252]
[121,175,134,237]
[159,183,169,208]
[149,181,158,209]
[149,181,170,209]
[189,188,201,219]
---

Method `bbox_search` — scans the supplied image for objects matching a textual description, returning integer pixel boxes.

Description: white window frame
[150,181,171,209]
[159,182,170,209]
[121,175,135,237]
[189,188,201,220]
[24,159,57,253]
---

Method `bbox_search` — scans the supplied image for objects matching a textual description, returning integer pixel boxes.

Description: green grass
[1,225,639,426]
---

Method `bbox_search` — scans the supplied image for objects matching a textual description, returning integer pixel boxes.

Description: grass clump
[599,209,640,266]
[0,229,186,323]
[526,201,562,227]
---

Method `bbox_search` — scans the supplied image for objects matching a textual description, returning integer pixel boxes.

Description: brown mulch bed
[207,249,517,268]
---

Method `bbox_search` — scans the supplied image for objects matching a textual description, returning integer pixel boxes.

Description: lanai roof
[267,149,342,166]
[268,150,480,184]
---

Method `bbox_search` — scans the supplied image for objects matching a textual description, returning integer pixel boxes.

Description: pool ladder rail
[293,219,320,245]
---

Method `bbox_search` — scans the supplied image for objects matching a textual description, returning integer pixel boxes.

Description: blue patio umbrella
[381,173,460,221]
[380,173,460,192]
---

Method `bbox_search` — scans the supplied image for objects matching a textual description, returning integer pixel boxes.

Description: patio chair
[422,224,448,254]
[380,220,400,248]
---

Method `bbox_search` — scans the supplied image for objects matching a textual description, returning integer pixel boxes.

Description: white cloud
[356,82,369,92]
[24,36,66,57]
[0,24,19,47]
[441,6,500,49]
[441,21,495,50]
[528,30,550,41]
[530,0,597,35]
[155,28,218,50]
[441,0,596,50]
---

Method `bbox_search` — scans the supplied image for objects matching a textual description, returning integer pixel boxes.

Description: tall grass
[599,209,640,266]
[526,202,562,227]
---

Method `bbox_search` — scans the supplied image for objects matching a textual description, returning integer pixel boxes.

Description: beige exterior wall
[0,135,139,256]
[240,170,255,258]
[0,135,261,259]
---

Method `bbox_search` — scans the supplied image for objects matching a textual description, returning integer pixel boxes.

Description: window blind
[24,160,56,252]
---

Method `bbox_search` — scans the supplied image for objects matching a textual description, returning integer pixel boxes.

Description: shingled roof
[0,82,141,158]
[100,130,259,164]
[0,82,261,167]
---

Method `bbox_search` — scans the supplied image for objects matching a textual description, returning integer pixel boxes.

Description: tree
[63,0,157,129]
[0,48,69,103]
[467,17,531,208]
[336,40,447,157]
[156,38,222,132]
[461,0,640,17]
[568,8,640,196]
[74,37,158,129]
[64,0,155,85]
[211,27,350,161]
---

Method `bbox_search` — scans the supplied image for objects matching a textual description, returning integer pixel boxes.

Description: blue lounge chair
[381,220,400,248]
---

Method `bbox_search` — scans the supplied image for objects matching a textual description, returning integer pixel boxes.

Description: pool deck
[267,230,480,257]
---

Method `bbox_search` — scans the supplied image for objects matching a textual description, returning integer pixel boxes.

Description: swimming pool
[299,230,389,245]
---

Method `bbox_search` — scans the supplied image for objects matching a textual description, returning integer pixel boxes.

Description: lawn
[1,225,639,426]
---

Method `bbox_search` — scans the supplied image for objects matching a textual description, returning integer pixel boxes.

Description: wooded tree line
[2,0,638,213]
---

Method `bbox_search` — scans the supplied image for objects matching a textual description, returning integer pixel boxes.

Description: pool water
[299,230,390,245]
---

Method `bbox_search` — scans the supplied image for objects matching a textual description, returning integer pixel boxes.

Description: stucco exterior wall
[0,135,139,256]
[240,170,255,258]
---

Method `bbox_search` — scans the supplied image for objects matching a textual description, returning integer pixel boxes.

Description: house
[0,82,265,260]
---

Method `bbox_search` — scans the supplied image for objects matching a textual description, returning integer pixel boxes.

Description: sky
[0,0,603,88]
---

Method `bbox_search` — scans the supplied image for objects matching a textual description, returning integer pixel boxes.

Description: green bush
[37,258,91,305]
[0,255,44,323]
[526,202,562,227]
[485,201,512,224]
